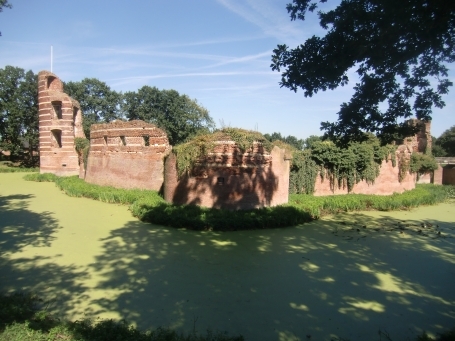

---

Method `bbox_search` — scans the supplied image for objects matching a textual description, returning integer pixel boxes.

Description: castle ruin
[38,71,85,176]
[84,120,171,191]
[37,71,446,210]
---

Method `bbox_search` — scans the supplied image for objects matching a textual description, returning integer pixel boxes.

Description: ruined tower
[38,71,85,175]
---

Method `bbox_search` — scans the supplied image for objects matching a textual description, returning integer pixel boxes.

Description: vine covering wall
[288,137,437,195]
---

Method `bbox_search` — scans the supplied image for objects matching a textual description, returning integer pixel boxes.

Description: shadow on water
[86,212,455,341]
[0,193,90,315]
[1,174,454,340]
[0,194,59,253]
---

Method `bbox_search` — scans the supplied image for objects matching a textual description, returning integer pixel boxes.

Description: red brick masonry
[84,120,171,191]
[38,71,85,176]
[164,144,290,209]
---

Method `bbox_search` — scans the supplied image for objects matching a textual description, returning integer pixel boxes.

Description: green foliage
[23,172,58,182]
[25,174,453,232]
[133,201,311,231]
[173,128,273,177]
[290,184,455,219]
[0,292,244,341]
[0,162,38,173]
[263,132,304,150]
[0,66,38,162]
[24,174,165,205]
[64,78,123,137]
[410,153,439,174]
[434,125,455,156]
[303,135,322,149]
[289,149,318,194]
[74,137,89,152]
[272,0,455,144]
[74,137,90,170]
[122,86,215,145]
[289,138,396,194]
[0,292,40,330]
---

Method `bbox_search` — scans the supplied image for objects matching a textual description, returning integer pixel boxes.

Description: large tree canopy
[123,86,215,145]
[64,79,122,137]
[271,0,455,144]
[0,66,38,162]
[433,125,455,156]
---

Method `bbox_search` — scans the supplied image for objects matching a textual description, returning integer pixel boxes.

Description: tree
[271,0,455,145]
[0,0,12,37]
[264,132,305,150]
[0,66,38,162]
[434,126,455,156]
[122,86,215,145]
[303,135,322,149]
[64,78,122,137]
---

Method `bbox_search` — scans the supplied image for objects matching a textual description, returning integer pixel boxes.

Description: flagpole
[51,45,53,72]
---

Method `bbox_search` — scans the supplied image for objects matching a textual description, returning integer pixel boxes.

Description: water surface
[1,173,454,341]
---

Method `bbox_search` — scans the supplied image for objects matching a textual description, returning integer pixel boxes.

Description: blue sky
[1,0,454,139]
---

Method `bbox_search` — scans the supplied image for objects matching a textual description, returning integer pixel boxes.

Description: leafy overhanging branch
[272,0,455,144]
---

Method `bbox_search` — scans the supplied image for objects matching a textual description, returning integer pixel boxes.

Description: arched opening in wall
[120,136,126,146]
[104,136,108,145]
[51,129,62,148]
[47,76,56,89]
[143,135,150,146]
[52,101,62,119]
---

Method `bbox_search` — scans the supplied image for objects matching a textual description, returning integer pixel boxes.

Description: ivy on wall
[409,153,439,174]
[290,138,397,194]
[172,128,273,177]
[74,137,90,170]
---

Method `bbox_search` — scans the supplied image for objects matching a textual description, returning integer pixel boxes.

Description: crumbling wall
[85,120,171,190]
[164,143,290,210]
[403,119,432,153]
[313,145,416,196]
[38,71,85,176]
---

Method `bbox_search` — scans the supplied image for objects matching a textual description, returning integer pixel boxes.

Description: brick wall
[313,145,416,196]
[38,71,85,176]
[164,145,290,209]
[442,165,455,185]
[84,120,171,190]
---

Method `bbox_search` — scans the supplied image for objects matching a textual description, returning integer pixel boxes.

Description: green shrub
[410,152,439,174]
[23,173,57,182]
[24,173,454,231]
[74,137,90,170]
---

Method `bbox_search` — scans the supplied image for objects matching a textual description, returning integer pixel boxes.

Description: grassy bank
[0,293,244,341]
[24,173,454,231]
[0,161,38,173]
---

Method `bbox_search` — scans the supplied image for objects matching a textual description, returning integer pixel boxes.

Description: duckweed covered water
[1,173,454,341]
